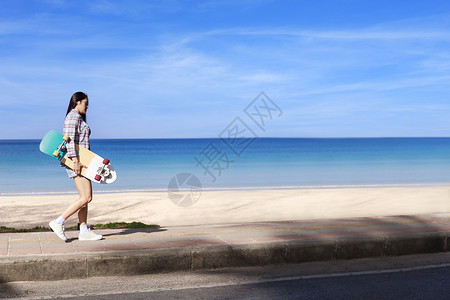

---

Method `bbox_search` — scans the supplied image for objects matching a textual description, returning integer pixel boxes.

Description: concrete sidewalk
[1,213,450,283]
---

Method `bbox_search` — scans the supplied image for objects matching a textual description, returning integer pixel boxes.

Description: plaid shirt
[63,109,90,158]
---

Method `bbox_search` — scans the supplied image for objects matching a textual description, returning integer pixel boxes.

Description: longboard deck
[40,130,117,184]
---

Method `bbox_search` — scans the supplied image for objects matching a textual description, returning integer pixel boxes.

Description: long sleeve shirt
[63,109,90,158]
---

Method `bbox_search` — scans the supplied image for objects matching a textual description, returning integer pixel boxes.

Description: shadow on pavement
[191,214,450,270]
[0,278,22,298]
[100,227,168,238]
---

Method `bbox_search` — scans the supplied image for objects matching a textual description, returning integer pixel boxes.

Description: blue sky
[1,0,450,139]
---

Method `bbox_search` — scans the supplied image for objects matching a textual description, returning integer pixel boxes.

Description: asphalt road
[2,252,450,299]
[50,266,450,300]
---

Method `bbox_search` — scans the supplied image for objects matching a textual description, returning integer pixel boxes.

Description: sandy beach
[1,185,450,229]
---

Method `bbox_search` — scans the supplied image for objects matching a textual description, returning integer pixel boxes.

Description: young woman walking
[49,91,102,241]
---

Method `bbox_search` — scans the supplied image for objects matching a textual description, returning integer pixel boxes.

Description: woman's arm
[63,112,79,158]
[63,112,85,175]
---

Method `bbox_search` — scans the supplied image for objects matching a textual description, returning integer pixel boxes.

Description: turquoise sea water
[1,138,450,195]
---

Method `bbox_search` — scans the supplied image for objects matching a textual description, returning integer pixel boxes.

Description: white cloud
[1,6,450,138]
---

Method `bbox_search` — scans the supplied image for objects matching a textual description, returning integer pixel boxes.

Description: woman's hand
[72,158,86,175]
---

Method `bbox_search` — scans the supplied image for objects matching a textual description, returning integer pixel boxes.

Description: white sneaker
[49,220,67,241]
[79,229,103,241]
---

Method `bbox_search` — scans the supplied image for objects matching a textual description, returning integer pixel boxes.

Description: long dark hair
[66,91,88,122]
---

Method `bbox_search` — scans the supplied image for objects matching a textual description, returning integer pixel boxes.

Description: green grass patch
[0,226,51,233]
[0,222,159,233]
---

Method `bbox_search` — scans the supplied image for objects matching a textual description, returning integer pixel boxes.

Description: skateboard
[39,130,117,184]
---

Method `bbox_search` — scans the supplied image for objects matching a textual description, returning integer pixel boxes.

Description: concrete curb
[1,232,449,283]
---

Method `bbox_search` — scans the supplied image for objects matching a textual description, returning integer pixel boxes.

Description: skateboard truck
[53,135,70,160]
[95,158,110,181]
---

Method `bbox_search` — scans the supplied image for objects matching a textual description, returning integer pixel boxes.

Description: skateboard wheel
[95,174,101,181]
[62,135,70,142]
[103,158,110,165]
[53,150,60,157]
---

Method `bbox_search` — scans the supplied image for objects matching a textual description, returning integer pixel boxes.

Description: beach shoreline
[1,185,450,229]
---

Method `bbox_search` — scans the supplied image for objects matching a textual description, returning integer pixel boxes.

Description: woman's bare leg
[61,176,92,221]
[78,205,88,225]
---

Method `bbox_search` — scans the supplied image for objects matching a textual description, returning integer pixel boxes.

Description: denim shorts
[65,167,78,179]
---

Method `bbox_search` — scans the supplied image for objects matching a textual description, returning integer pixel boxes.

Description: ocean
[1,138,450,195]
